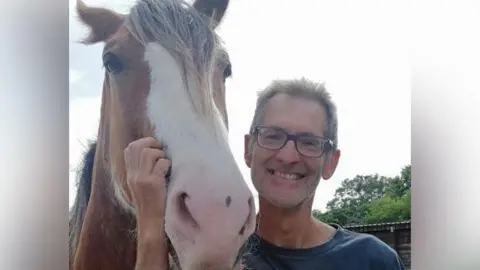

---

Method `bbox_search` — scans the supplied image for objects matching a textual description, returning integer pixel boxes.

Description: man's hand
[124,137,171,270]
[124,137,171,217]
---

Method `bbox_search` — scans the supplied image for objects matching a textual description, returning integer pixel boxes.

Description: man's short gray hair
[248,78,338,153]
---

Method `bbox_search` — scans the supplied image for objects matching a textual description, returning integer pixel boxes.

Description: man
[239,78,406,269]
[125,78,406,269]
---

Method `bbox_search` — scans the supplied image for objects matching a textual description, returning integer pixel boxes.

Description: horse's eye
[223,64,232,81]
[103,53,124,74]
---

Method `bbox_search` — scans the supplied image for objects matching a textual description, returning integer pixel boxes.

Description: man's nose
[275,140,301,164]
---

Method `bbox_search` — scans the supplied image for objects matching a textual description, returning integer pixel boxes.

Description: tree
[322,174,392,225]
[363,189,411,223]
[313,208,352,225]
[385,165,411,198]
[313,165,411,225]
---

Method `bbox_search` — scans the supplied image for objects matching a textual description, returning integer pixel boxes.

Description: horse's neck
[73,152,137,270]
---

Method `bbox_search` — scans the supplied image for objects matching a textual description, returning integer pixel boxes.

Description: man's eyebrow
[294,130,322,138]
[297,131,317,136]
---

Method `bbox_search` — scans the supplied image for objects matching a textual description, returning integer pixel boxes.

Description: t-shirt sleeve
[371,242,407,269]
[384,253,407,270]
[363,235,407,270]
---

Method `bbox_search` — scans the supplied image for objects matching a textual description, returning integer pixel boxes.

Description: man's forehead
[266,92,319,107]
[264,94,325,117]
[261,93,327,135]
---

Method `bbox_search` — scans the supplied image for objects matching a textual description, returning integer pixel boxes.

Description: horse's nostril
[180,192,189,201]
[239,197,255,236]
[177,192,199,229]
[239,225,246,235]
[225,196,232,207]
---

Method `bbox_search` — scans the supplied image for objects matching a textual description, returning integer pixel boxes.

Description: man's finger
[125,137,164,169]
[134,137,163,150]
[139,148,166,173]
[152,159,172,178]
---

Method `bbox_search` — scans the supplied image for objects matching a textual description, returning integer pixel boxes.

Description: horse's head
[76,0,255,268]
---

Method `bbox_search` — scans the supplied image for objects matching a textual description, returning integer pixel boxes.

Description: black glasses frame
[251,125,334,158]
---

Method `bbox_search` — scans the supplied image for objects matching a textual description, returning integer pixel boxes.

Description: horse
[69,0,257,269]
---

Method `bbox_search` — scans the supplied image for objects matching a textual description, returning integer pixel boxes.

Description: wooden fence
[344,220,411,269]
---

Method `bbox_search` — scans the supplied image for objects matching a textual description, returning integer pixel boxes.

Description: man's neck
[256,196,334,249]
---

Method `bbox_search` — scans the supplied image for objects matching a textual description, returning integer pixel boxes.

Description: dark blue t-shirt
[242,224,406,270]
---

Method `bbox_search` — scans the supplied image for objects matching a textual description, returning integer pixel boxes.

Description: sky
[69,0,411,211]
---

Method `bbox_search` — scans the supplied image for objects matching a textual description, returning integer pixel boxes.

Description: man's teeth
[271,170,302,180]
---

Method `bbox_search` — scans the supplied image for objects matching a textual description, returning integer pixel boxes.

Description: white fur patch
[110,42,236,217]
[143,43,230,164]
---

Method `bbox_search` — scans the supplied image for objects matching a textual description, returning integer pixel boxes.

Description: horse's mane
[69,140,97,267]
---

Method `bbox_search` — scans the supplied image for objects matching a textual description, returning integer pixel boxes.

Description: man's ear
[244,134,252,168]
[322,149,341,180]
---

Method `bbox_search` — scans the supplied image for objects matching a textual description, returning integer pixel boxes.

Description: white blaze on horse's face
[144,43,256,269]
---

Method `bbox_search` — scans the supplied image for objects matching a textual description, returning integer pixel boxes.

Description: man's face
[244,93,340,209]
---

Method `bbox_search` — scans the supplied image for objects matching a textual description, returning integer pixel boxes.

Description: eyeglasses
[251,126,334,158]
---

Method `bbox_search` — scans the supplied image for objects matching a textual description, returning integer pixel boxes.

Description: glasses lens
[257,127,287,150]
[296,135,325,157]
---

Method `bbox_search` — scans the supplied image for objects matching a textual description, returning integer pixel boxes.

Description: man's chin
[261,194,305,210]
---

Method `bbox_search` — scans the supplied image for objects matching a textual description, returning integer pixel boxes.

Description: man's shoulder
[243,227,406,269]
[336,227,405,268]
[338,227,393,251]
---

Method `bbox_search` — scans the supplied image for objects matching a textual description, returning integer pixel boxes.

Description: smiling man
[241,78,406,270]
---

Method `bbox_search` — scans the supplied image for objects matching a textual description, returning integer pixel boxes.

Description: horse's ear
[76,0,125,44]
[192,0,230,29]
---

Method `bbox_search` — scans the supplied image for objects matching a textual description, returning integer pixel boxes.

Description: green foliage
[313,165,411,226]
[385,165,411,198]
[364,190,411,223]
